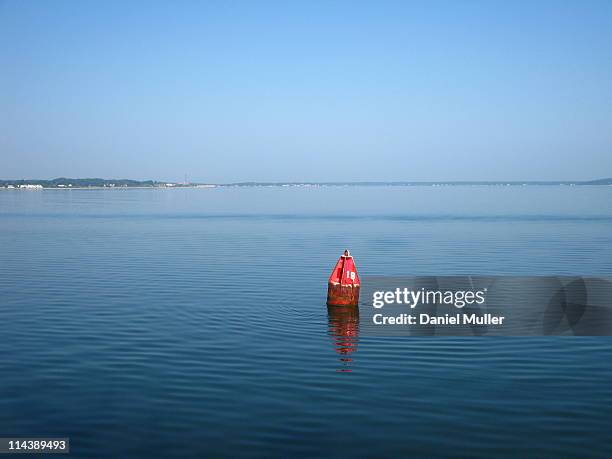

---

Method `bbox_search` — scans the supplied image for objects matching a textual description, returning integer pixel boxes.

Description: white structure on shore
[19,184,43,189]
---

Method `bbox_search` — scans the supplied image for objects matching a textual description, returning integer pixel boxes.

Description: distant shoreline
[1,177,611,190]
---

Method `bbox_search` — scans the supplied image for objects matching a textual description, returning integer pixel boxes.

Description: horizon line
[2,177,612,186]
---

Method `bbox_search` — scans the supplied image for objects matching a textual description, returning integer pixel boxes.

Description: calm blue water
[1,186,611,458]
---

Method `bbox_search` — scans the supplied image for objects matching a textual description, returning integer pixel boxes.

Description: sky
[1,0,611,182]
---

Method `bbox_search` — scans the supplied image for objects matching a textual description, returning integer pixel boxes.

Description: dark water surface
[1,186,611,458]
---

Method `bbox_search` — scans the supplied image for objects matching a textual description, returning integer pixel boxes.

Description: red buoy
[326,249,360,306]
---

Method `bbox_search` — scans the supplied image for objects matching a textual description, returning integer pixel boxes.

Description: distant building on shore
[19,184,43,189]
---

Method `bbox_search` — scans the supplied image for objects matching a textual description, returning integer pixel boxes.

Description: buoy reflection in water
[327,305,360,372]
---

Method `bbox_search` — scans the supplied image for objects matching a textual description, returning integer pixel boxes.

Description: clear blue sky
[1,0,611,182]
